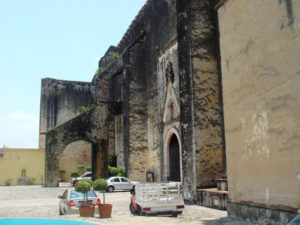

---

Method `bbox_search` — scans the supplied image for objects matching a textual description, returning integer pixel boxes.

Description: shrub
[82,179,93,186]
[94,67,102,79]
[77,164,85,171]
[110,167,118,176]
[29,177,36,185]
[75,180,92,205]
[108,155,117,167]
[5,179,12,186]
[70,172,79,178]
[86,166,92,172]
[93,178,108,204]
[58,168,66,174]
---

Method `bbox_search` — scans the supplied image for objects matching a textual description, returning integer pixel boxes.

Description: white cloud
[0,111,39,148]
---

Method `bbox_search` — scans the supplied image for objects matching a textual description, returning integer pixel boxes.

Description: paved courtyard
[0,185,256,225]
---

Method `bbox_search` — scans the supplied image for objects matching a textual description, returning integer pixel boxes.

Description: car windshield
[70,190,97,199]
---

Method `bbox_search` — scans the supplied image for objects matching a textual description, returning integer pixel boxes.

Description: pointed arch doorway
[168,134,180,181]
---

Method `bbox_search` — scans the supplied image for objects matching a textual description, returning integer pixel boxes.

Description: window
[70,190,97,199]
[63,190,68,199]
[112,178,120,182]
[121,178,129,182]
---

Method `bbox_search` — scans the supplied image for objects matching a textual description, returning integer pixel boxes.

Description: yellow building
[0,148,45,186]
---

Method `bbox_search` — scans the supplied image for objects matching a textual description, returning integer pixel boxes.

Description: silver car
[58,188,101,215]
[106,176,138,192]
[71,172,92,183]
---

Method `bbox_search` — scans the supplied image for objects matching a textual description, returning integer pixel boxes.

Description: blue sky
[0,0,147,148]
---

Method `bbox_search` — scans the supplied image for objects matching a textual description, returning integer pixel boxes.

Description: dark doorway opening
[169,134,180,181]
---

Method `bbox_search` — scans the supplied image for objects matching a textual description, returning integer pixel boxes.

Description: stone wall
[39,78,94,148]
[176,0,226,201]
[40,78,94,184]
[119,0,178,182]
[190,0,226,188]
[218,0,300,223]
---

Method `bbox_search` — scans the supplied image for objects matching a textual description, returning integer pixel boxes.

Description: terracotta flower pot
[79,204,95,217]
[98,204,112,218]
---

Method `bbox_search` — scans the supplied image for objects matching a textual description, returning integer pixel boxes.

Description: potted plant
[70,172,80,186]
[5,179,12,186]
[93,178,112,218]
[77,164,85,174]
[75,180,95,217]
[58,168,66,182]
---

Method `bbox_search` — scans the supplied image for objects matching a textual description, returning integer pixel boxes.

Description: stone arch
[45,131,94,187]
[163,127,183,182]
[44,108,109,187]
[58,140,92,181]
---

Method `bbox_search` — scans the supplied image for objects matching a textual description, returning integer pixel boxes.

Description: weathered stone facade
[40,0,299,224]
[39,78,94,179]
[41,0,226,191]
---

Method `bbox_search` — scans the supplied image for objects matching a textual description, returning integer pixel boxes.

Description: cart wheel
[129,202,137,214]
[138,206,144,216]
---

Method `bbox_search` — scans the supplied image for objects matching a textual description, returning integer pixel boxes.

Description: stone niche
[157,42,182,182]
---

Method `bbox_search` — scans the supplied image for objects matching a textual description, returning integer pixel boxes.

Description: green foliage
[75,180,91,194]
[93,178,108,204]
[86,166,92,172]
[82,179,93,186]
[93,178,108,192]
[77,164,85,170]
[70,172,80,178]
[5,179,12,186]
[58,168,66,174]
[114,52,119,58]
[108,165,126,177]
[118,167,124,174]
[117,167,125,177]
[29,177,36,185]
[75,180,92,205]
[94,67,102,79]
[111,167,118,176]
[77,164,86,175]
[140,29,144,34]
[108,155,117,167]
[80,106,89,113]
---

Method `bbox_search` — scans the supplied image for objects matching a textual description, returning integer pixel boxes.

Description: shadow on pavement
[202,217,256,225]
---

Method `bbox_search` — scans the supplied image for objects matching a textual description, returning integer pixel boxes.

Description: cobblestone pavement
[0,185,256,225]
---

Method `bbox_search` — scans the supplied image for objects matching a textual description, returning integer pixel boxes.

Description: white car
[58,188,101,215]
[106,176,138,192]
[72,172,92,183]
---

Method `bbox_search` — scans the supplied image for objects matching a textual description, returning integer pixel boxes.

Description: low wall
[196,188,228,210]
[0,148,45,186]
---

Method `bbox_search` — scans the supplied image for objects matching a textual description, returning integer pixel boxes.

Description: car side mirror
[58,196,65,199]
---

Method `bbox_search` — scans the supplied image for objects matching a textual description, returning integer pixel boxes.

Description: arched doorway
[169,134,180,181]
[59,140,92,182]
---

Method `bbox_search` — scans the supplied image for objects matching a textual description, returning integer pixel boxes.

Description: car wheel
[129,202,137,214]
[107,186,114,192]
